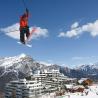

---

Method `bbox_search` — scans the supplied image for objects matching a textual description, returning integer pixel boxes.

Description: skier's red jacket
[20,13,29,28]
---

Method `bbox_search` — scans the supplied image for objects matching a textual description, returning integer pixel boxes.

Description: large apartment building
[5,69,76,98]
[33,69,68,90]
[5,79,43,98]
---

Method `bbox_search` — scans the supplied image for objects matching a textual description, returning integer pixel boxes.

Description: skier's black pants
[20,26,30,43]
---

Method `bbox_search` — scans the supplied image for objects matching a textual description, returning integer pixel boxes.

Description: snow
[0,56,21,67]
[19,53,26,58]
[69,94,98,98]
[76,64,98,71]
[0,54,29,77]
[0,53,27,67]
[60,85,98,98]
[39,85,98,98]
[78,78,88,84]
[66,84,73,89]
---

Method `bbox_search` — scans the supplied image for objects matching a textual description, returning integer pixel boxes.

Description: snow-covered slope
[0,54,56,91]
[0,54,98,79]
[59,64,98,79]
[0,54,43,91]
[0,53,33,77]
[76,64,98,71]
[0,54,26,67]
[0,54,98,91]
[75,64,98,76]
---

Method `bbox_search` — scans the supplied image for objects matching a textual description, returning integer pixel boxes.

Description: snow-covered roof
[78,78,88,84]
[66,84,73,88]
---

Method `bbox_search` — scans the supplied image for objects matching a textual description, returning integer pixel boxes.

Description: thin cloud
[58,20,98,38]
[0,23,20,39]
[72,57,84,60]
[38,61,52,66]
[72,56,98,60]
[0,23,48,40]
[30,27,48,39]
[71,22,79,29]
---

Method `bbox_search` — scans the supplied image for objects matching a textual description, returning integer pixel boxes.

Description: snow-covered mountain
[0,54,98,91]
[0,54,62,91]
[0,54,33,77]
[76,64,98,76]
[0,54,48,91]
[0,53,51,77]
[76,64,98,71]
[60,64,98,79]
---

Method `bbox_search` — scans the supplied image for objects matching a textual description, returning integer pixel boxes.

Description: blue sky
[0,0,98,67]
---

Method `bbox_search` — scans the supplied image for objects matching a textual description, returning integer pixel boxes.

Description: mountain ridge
[0,54,98,91]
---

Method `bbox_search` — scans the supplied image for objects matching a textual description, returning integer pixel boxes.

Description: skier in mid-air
[20,8,30,44]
